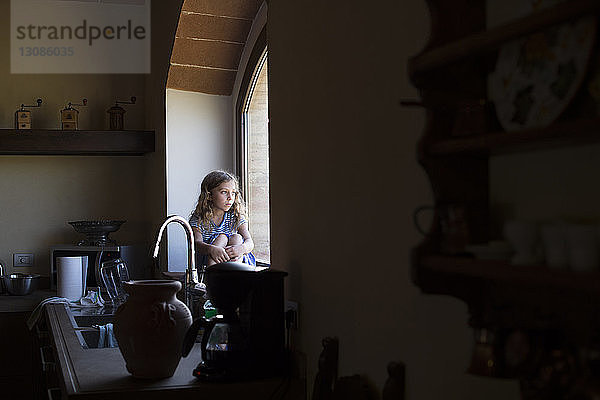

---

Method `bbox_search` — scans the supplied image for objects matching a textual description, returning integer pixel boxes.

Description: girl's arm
[192,226,229,264]
[237,222,254,254]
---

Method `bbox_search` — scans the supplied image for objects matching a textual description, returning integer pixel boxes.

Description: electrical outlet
[13,253,34,267]
[285,300,299,330]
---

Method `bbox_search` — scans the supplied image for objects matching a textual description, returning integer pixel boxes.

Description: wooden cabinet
[0,312,34,400]
[410,0,600,396]
[32,312,62,400]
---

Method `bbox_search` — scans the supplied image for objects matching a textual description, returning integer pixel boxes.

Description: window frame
[235,26,269,266]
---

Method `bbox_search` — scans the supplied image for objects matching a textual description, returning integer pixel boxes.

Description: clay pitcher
[114,280,192,378]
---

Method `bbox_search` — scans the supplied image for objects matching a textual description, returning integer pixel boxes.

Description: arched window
[237,28,269,264]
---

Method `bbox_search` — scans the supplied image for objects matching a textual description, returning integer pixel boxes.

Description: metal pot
[3,273,40,296]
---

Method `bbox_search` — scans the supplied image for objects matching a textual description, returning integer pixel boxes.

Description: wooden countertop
[46,303,303,400]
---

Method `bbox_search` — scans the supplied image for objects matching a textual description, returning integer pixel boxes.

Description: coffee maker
[182,262,288,381]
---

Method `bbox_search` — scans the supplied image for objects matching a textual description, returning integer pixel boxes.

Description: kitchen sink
[71,313,118,349]
[73,314,114,327]
[77,329,118,349]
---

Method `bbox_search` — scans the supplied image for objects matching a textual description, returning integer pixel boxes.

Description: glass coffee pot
[100,257,130,305]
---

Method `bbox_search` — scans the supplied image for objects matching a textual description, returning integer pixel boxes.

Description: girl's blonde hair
[191,170,246,232]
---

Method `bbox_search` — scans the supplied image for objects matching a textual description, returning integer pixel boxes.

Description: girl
[189,170,256,266]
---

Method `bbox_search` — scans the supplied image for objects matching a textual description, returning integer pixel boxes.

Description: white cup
[567,224,599,272]
[57,256,88,301]
[540,223,569,269]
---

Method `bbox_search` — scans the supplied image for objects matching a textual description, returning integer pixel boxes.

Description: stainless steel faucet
[153,215,203,311]
[0,260,5,294]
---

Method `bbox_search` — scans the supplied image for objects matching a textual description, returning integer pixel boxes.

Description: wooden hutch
[409,0,600,397]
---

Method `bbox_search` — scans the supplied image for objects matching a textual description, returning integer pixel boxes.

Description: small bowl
[3,273,40,295]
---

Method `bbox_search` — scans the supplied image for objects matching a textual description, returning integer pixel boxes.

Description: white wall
[165,89,232,271]
[0,0,151,276]
[0,156,146,275]
[267,0,521,398]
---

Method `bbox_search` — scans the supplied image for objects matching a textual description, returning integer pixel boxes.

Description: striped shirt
[189,211,246,244]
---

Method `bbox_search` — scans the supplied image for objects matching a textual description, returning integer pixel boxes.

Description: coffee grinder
[182,262,288,381]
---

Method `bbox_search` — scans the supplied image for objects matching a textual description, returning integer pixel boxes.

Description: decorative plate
[488,16,596,131]
[68,220,126,234]
[68,220,126,246]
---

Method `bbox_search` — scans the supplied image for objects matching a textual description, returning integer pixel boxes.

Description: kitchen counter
[0,289,56,313]
[45,303,304,400]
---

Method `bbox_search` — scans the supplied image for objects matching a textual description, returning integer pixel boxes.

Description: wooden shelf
[408,0,600,77]
[418,254,600,295]
[0,129,155,155]
[426,117,600,156]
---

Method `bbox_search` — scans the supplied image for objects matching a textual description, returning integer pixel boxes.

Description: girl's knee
[213,234,228,245]
[228,233,243,245]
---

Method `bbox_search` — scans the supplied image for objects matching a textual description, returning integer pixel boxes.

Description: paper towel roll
[57,256,86,301]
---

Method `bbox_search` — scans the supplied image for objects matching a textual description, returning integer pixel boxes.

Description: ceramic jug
[113,280,192,379]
